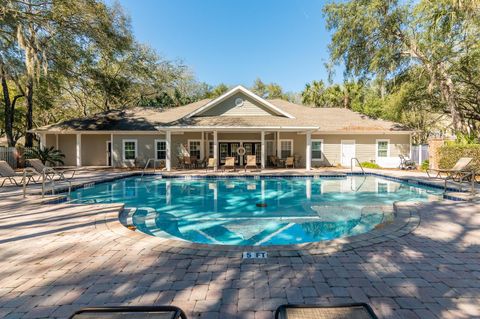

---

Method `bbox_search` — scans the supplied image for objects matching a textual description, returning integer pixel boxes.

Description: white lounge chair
[27,158,76,181]
[0,160,39,187]
[222,157,236,172]
[245,155,259,172]
[205,158,216,172]
[426,157,473,182]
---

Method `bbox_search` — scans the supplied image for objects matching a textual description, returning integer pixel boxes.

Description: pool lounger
[275,303,379,319]
[69,306,187,319]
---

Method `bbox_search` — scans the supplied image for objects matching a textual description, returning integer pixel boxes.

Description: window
[376,140,389,158]
[312,139,323,160]
[208,141,214,157]
[280,140,293,158]
[189,140,201,159]
[155,140,166,160]
[122,139,137,161]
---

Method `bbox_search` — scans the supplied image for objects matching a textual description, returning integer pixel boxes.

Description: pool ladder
[142,158,165,176]
[351,157,365,174]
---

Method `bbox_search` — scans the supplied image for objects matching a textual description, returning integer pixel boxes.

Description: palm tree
[25,147,65,166]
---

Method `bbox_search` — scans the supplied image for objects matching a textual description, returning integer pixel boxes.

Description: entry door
[106,141,112,166]
[243,143,261,164]
[341,140,356,167]
[219,143,240,165]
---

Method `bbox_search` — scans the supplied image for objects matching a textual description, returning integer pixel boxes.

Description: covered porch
[164,129,315,171]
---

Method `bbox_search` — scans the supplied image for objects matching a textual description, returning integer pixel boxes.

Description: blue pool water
[69,175,442,246]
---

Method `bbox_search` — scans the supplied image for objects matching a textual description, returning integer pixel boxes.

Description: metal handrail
[351,157,365,174]
[142,158,165,176]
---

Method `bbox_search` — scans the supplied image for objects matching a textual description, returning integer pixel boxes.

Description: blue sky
[109,0,342,92]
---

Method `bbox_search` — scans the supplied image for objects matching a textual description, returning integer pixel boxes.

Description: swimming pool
[69,175,442,246]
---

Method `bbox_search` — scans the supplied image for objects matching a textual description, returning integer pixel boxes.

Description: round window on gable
[235,98,244,107]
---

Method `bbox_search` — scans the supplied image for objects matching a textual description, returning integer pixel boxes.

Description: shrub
[420,160,429,171]
[437,144,480,172]
[360,161,381,169]
[25,146,65,166]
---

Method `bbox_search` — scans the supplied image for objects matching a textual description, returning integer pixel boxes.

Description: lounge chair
[205,158,216,171]
[69,306,187,319]
[222,157,236,172]
[285,156,295,168]
[245,155,259,172]
[27,158,76,181]
[0,160,39,187]
[399,154,416,170]
[426,157,473,182]
[275,303,379,319]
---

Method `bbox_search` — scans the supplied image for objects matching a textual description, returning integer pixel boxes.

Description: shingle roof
[35,97,410,133]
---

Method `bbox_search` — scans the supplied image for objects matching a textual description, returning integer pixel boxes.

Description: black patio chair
[69,306,187,319]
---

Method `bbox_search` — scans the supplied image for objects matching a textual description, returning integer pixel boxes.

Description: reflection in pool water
[69,175,441,245]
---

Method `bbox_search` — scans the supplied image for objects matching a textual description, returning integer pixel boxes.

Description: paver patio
[0,169,479,318]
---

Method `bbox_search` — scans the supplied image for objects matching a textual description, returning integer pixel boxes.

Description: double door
[218,142,261,165]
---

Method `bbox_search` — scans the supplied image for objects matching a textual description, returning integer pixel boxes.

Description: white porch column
[306,131,312,171]
[76,133,82,167]
[213,131,218,171]
[201,131,205,160]
[110,133,114,167]
[39,133,46,150]
[261,131,266,169]
[276,131,281,158]
[166,131,171,171]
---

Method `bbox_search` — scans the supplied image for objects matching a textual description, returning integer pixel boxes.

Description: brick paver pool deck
[0,169,479,318]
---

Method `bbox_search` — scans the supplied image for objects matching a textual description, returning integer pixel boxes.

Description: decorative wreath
[236,147,246,156]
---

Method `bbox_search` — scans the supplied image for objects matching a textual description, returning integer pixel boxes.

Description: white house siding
[200,92,275,117]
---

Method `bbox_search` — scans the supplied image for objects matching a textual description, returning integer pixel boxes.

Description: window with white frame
[312,139,323,160]
[155,140,166,160]
[122,139,137,160]
[280,140,293,158]
[376,140,389,158]
[189,140,201,159]
[208,141,214,157]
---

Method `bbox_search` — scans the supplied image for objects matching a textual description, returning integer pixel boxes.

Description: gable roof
[33,88,411,133]
[185,85,295,119]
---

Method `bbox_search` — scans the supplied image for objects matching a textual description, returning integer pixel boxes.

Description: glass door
[219,143,229,164]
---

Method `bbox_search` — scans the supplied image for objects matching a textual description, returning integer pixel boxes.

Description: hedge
[437,144,480,172]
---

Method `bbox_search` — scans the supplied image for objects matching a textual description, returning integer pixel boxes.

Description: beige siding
[57,134,77,166]
[81,134,110,166]
[45,134,56,148]
[112,134,165,168]
[312,134,410,167]
[277,132,307,167]
[200,92,276,117]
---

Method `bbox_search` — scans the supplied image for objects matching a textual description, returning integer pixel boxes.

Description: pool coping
[95,201,421,257]
[44,170,459,256]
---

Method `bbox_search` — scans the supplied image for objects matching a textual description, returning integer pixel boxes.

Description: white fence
[0,147,19,168]
[411,144,429,164]
[0,146,37,169]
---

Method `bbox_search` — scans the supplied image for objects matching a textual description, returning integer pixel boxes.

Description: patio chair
[0,160,40,187]
[222,157,236,172]
[245,155,259,172]
[69,306,187,319]
[27,158,76,181]
[183,156,193,169]
[285,156,295,168]
[205,158,216,171]
[275,303,379,319]
[426,157,473,182]
[399,154,416,170]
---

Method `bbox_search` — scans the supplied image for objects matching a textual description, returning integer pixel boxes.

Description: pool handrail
[351,157,365,175]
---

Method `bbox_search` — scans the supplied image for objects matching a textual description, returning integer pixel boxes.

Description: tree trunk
[0,61,18,147]
[24,76,34,147]
[439,76,461,132]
